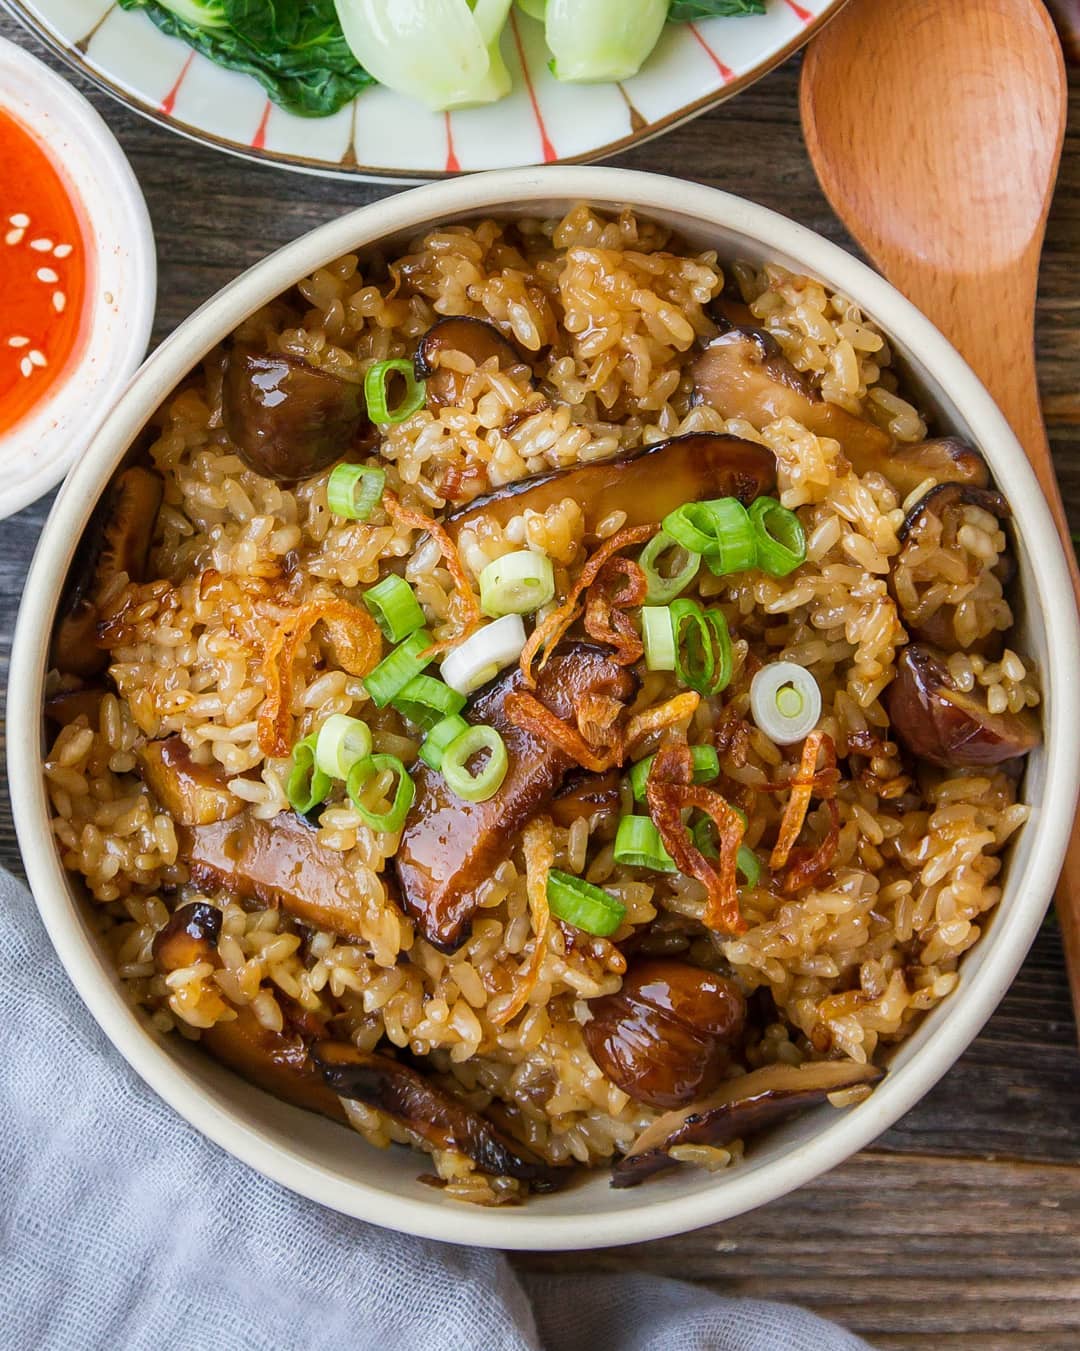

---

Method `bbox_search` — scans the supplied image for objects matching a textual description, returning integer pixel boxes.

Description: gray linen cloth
[0,866,871,1351]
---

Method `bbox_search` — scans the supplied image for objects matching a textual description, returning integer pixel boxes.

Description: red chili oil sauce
[0,107,89,434]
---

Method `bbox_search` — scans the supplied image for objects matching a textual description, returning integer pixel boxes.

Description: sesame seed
[52,291,67,313]
[19,356,33,378]
[7,336,29,348]
[30,237,53,252]
[4,229,24,246]
[9,213,30,228]
[28,349,47,368]
[53,243,73,259]
[36,267,59,284]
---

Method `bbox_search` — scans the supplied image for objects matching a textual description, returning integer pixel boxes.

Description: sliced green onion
[362,629,435,708]
[702,606,733,695]
[642,605,676,671]
[663,498,756,574]
[613,816,676,872]
[327,464,386,521]
[478,549,555,617]
[314,714,373,780]
[440,724,508,803]
[629,744,720,804]
[364,358,427,424]
[545,869,627,937]
[637,530,701,604]
[441,614,526,695]
[286,733,332,816]
[749,497,807,577]
[392,674,466,731]
[749,660,822,745]
[364,574,426,643]
[345,753,415,833]
[691,816,762,886]
[419,712,470,771]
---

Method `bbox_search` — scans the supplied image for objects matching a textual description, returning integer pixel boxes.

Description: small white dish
[9,167,1080,1251]
[0,36,155,520]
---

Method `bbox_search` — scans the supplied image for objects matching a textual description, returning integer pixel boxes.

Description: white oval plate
[3,0,844,181]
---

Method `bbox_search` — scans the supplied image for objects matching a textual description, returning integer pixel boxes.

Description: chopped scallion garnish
[663,497,756,574]
[286,732,332,816]
[642,605,676,671]
[326,463,386,521]
[637,529,701,603]
[362,629,435,708]
[671,598,733,697]
[364,574,426,643]
[314,714,373,780]
[418,712,470,771]
[440,723,508,802]
[748,497,807,577]
[629,744,720,804]
[364,358,426,424]
[478,550,555,617]
[613,816,676,872]
[545,869,626,937]
[440,614,526,695]
[392,674,466,730]
[345,753,415,833]
[748,660,822,745]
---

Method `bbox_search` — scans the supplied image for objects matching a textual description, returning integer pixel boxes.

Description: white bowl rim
[10,165,1080,1251]
[0,34,156,519]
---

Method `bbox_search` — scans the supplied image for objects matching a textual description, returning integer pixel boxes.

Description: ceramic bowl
[0,36,155,520]
[4,0,845,181]
[9,167,1079,1250]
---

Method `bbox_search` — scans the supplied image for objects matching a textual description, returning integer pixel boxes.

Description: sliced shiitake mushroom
[891,484,1012,652]
[691,326,988,497]
[45,686,108,729]
[137,736,244,827]
[221,344,371,482]
[179,809,380,943]
[611,1060,883,1187]
[550,769,624,838]
[886,643,1041,768]
[51,466,164,677]
[152,901,222,972]
[584,960,747,1109]
[313,1042,567,1190]
[444,433,776,544]
[414,316,528,410]
[395,643,637,954]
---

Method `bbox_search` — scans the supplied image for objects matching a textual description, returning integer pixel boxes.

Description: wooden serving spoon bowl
[800,0,1080,1026]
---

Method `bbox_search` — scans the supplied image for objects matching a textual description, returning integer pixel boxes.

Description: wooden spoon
[800,0,1080,1026]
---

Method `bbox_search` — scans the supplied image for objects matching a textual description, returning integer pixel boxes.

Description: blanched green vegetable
[541,0,669,82]
[117,0,374,116]
[334,0,513,110]
[668,1,766,17]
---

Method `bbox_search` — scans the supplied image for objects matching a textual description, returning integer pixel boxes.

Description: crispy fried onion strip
[492,816,554,1028]
[625,691,701,756]
[769,731,837,871]
[782,798,841,894]
[646,743,747,936]
[519,523,656,687]
[383,491,480,657]
[505,690,622,773]
[584,556,648,666]
[258,600,382,758]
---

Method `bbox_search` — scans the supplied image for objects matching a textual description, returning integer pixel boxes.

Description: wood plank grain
[0,16,1077,1345]
[513,1153,1080,1350]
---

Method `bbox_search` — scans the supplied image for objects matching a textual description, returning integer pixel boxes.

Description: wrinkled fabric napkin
[0,866,871,1351]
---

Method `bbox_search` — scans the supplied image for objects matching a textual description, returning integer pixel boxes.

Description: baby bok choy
[117,0,374,116]
[518,0,668,82]
[334,0,513,110]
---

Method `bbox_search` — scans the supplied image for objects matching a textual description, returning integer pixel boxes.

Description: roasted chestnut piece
[395,643,637,953]
[584,960,747,1109]
[691,325,989,497]
[221,345,370,481]
[51,466,163,677]
[444,433,776,543]
[611,1060,883,1187]
[414,316,527,409]
[886,643,1041,768]
[891,483,1012,652]
[313,1042,566,1190]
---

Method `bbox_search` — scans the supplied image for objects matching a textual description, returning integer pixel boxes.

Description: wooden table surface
[1,14,1078,1348]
